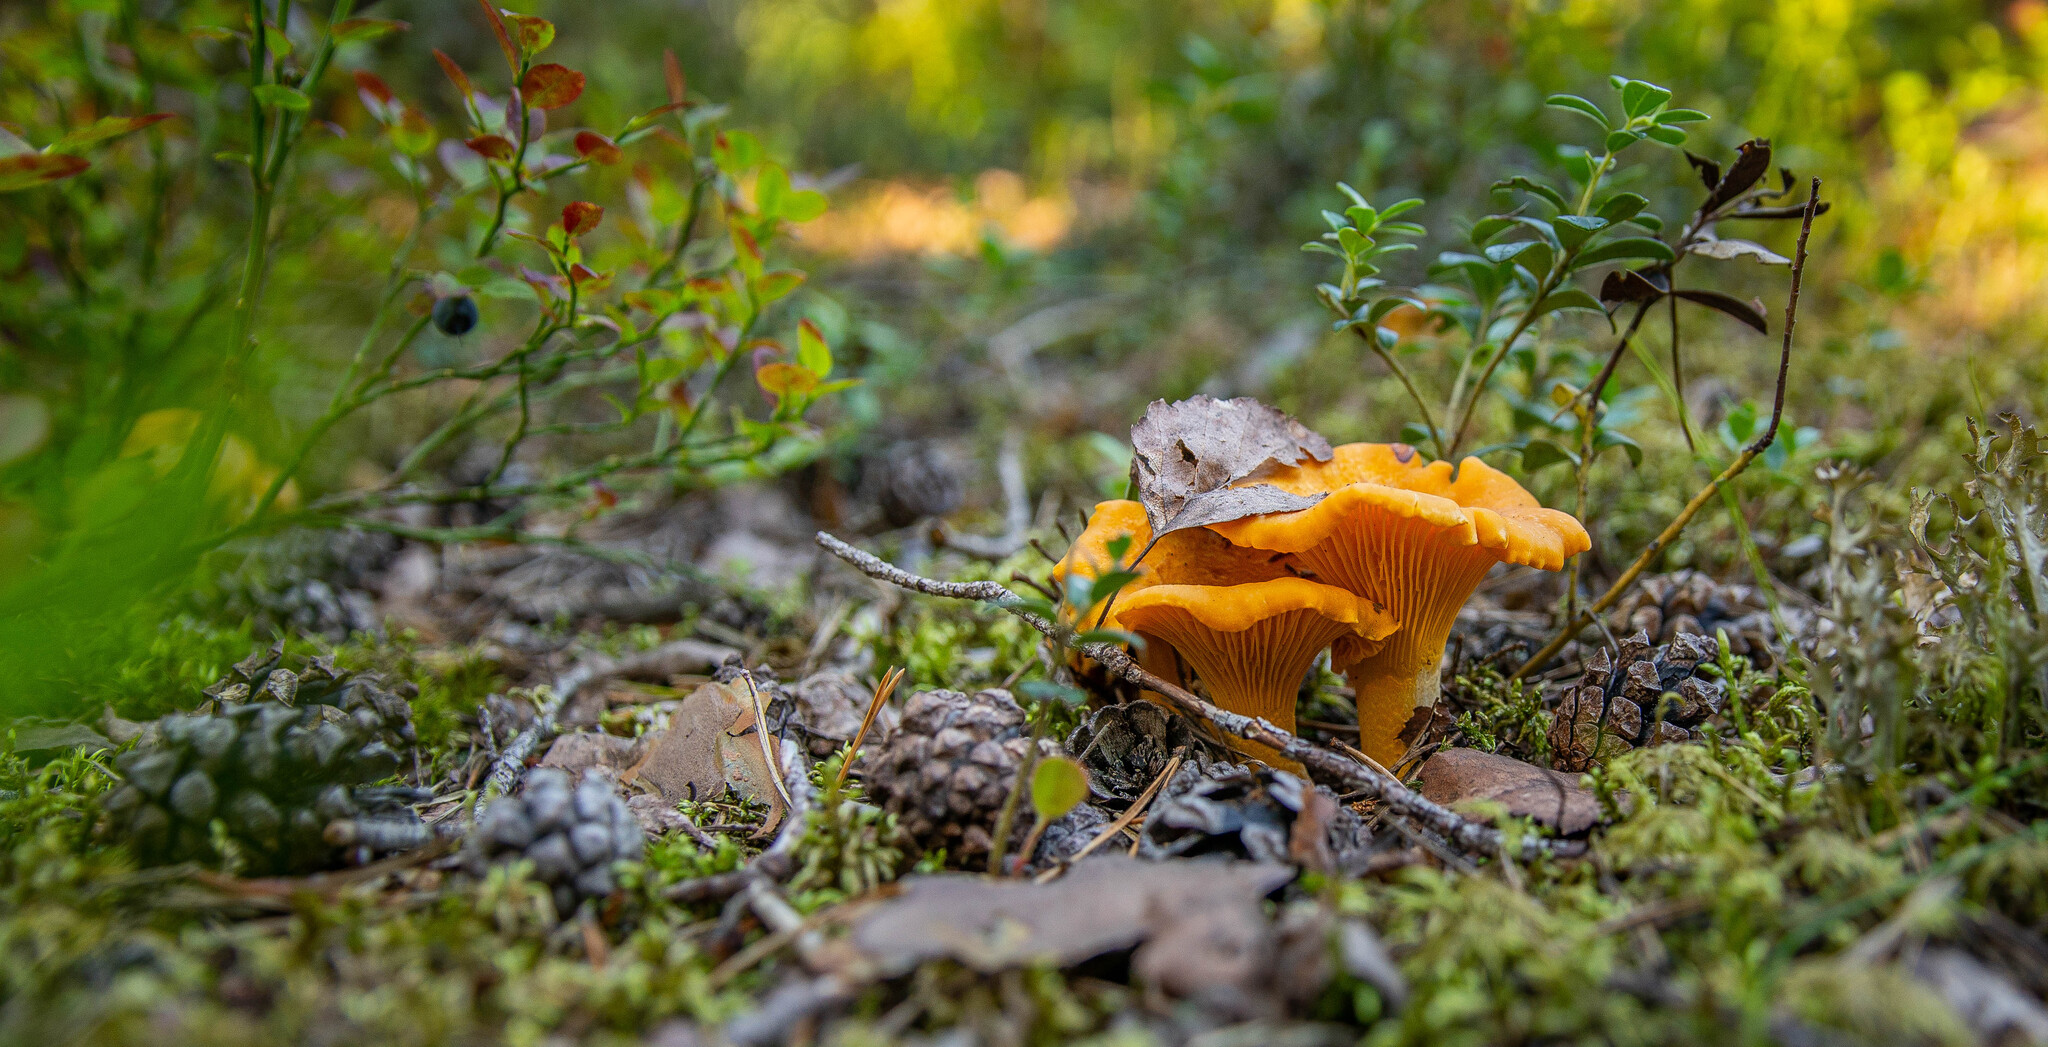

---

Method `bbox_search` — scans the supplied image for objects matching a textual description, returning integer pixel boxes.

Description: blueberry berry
[432,294,479,336]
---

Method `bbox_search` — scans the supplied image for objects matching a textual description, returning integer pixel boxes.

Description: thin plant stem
[1515,178,1822,678]
[1352,326,1443,458]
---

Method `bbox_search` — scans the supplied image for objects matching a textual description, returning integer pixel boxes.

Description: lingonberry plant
[1306,76,1827,618]
[3,0,847,545]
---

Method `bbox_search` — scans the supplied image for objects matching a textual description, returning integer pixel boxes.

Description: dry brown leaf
[848,854,1294,976]
[1415,747,1601,834]
[539,731,646,775]
[629,680,787,833]
[1127,396,1332,540]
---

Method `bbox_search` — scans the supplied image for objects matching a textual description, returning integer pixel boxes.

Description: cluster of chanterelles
[1055,442,1590,770]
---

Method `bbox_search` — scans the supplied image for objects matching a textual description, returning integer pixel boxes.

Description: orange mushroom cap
[1051,499,1298,653]
[1053,500,1300,599]
[1116,577,1398,769]
[1206,443,1590,767]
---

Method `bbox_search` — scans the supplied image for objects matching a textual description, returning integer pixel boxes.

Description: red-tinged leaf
[353,69,393,105]
[588,482,618,511]
[623,101,688,133]
[731,224,762,261]
[518,265,564,300]
[519,64,584,111]
[0,153,89,192]
[432,49,474,98]
[562,201,603,236]
[568,262,611,290]
[797,317,831,376]
[476,0,519,75]
[464,134,515,161]
[573,130,622,165]
[755,269,804,303]
[730,223,763,281]
[664,380,694,411]
[623,289,678,314]
[756,361,819,400]
[51,114,174,153]
[503,12,554,55]
[686,275,731,297]
[332,17,408,43]
[391,107,436,156]
[664,49,687,106]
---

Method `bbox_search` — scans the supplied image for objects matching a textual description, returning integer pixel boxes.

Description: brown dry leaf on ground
[1415,747,1602,834]
[1127,395,1332,539]
[627,680,787,832]
[838,854,1402,1021]
[539,731,645,775]
[849,853,1293,972]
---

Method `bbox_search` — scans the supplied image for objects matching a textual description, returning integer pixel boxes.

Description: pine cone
[201,647,417,752]
[873,440,963,527]
[471,768,645,913]
[1609,570,1782,661]
[102,699,425,874]
[1548,631,1724,771]
[862,688,1053,868]
[1066,700,1206,802]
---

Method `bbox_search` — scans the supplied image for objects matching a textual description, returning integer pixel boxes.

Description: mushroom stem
[1112,576,1400,772]
[1129,601,1380,773]
[1309,522,1502,766]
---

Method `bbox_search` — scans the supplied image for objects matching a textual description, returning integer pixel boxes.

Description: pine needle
[836,666,904,789]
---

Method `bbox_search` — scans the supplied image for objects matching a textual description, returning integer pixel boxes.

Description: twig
[816,531,1582,861]
[1513,179,1823,679]
[484,687,566,799]
[1010,572,1060,601]
[1351,325,1444,460]
[934,429,1034,559]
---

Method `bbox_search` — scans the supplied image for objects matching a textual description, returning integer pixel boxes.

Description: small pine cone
[1066,701,1205,802]
[873,441,963,528]
[104,696,425,874]
[472,768,645,914]
[202,648,417,751]
[1547,631,1727,770]
[1609,570,1789,661]
[863,689,1054,868]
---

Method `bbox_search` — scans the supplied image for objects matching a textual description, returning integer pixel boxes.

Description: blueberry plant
[1,0,848,554]
[0,0,851,707]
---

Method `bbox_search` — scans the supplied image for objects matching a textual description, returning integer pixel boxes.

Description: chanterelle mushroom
[1115,577,1398,769]
[1052,499,1299,684]
[1208,443,1590,766]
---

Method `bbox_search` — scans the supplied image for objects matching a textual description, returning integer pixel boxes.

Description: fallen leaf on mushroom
[1126,394,1333,539]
